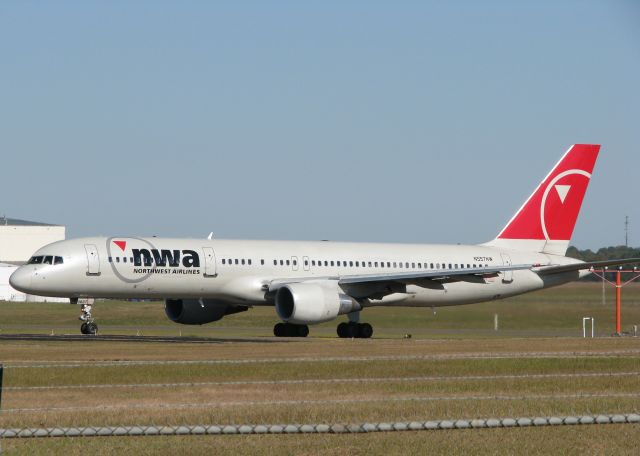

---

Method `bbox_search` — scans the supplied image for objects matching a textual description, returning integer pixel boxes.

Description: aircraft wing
[338,264,533,285]
[268,264,533,292]
[533,258,640,275]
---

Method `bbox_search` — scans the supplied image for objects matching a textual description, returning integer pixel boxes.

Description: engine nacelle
[165,299,247,325]
[275,283,361,325]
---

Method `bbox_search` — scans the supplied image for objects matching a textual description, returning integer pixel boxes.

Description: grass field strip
[4,392,640,414]
[1,413,639,438]
[4,371,640,391]
[6,349,640,368]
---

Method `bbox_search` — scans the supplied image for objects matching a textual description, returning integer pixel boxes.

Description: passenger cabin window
[261,259,265,265]
[222,259,226,265]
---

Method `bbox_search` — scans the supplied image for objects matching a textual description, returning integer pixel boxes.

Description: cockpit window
[54,256,64,265]
[28,256,44,264]
[43,256,53,264]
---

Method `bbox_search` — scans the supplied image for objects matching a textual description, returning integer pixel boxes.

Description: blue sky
[1,1,639,249]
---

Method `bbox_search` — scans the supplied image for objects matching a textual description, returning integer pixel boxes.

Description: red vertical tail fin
[486,144,600,255]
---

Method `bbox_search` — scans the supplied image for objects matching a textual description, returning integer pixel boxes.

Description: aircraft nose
[9,267,33,292]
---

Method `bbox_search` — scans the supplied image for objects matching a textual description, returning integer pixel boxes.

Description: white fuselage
[9,236,584,308]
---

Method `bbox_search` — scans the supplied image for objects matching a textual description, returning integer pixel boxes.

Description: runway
[0,333,274,344]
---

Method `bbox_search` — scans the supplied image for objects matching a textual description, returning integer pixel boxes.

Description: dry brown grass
[1,336,638,364]
[0,338,638,431]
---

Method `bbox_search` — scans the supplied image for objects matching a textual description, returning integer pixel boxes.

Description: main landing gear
[337,322,373,338]
[337,310,373,338]
[274,322,309,337]
[78,302,98,335]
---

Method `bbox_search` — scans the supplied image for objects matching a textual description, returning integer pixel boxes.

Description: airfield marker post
[0,363,3,410]
[616,270,622,335]
[582,317,594,338]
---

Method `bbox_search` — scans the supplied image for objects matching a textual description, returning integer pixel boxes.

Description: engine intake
[165,299,247,325]
[275,283,361,325]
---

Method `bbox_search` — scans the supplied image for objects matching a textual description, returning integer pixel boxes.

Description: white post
[583,317,594,338]
[494,313,499,331]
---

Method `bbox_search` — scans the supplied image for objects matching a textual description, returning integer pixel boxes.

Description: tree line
[566,246,640,281]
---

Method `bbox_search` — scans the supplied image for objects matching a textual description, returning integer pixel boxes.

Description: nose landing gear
[79,302,98,335]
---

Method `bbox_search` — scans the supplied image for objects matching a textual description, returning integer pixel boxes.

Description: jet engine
[165,299,248,325]
[275,283,361,325]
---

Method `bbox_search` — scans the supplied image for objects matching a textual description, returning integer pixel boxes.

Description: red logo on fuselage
[113,240,127,251]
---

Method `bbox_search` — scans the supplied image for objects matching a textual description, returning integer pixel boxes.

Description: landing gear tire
[274,323,286,337]
[86,322,98,335]
[357,323,373,339]
[273,323,309,337]
[337,322,373,339]
[81,322,98,335]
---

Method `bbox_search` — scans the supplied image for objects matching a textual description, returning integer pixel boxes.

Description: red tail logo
[498,144,600,242]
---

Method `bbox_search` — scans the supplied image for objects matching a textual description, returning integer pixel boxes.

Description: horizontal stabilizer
[534,258,640,275]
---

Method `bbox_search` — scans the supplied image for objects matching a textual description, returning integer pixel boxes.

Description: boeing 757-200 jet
[10,144,639,337]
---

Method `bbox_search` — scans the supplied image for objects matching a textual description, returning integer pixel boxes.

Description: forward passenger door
[202,247,217,277]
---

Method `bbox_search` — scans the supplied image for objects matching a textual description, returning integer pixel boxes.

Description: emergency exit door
[501,253,513,283]
[84,244,100,275]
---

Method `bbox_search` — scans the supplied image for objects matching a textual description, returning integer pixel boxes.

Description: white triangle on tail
[555,184,571,203]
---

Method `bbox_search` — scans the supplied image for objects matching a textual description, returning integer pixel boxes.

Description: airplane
[9,144,639,337]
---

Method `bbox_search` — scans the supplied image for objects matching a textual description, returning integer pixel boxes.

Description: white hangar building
[0,217,67,302]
